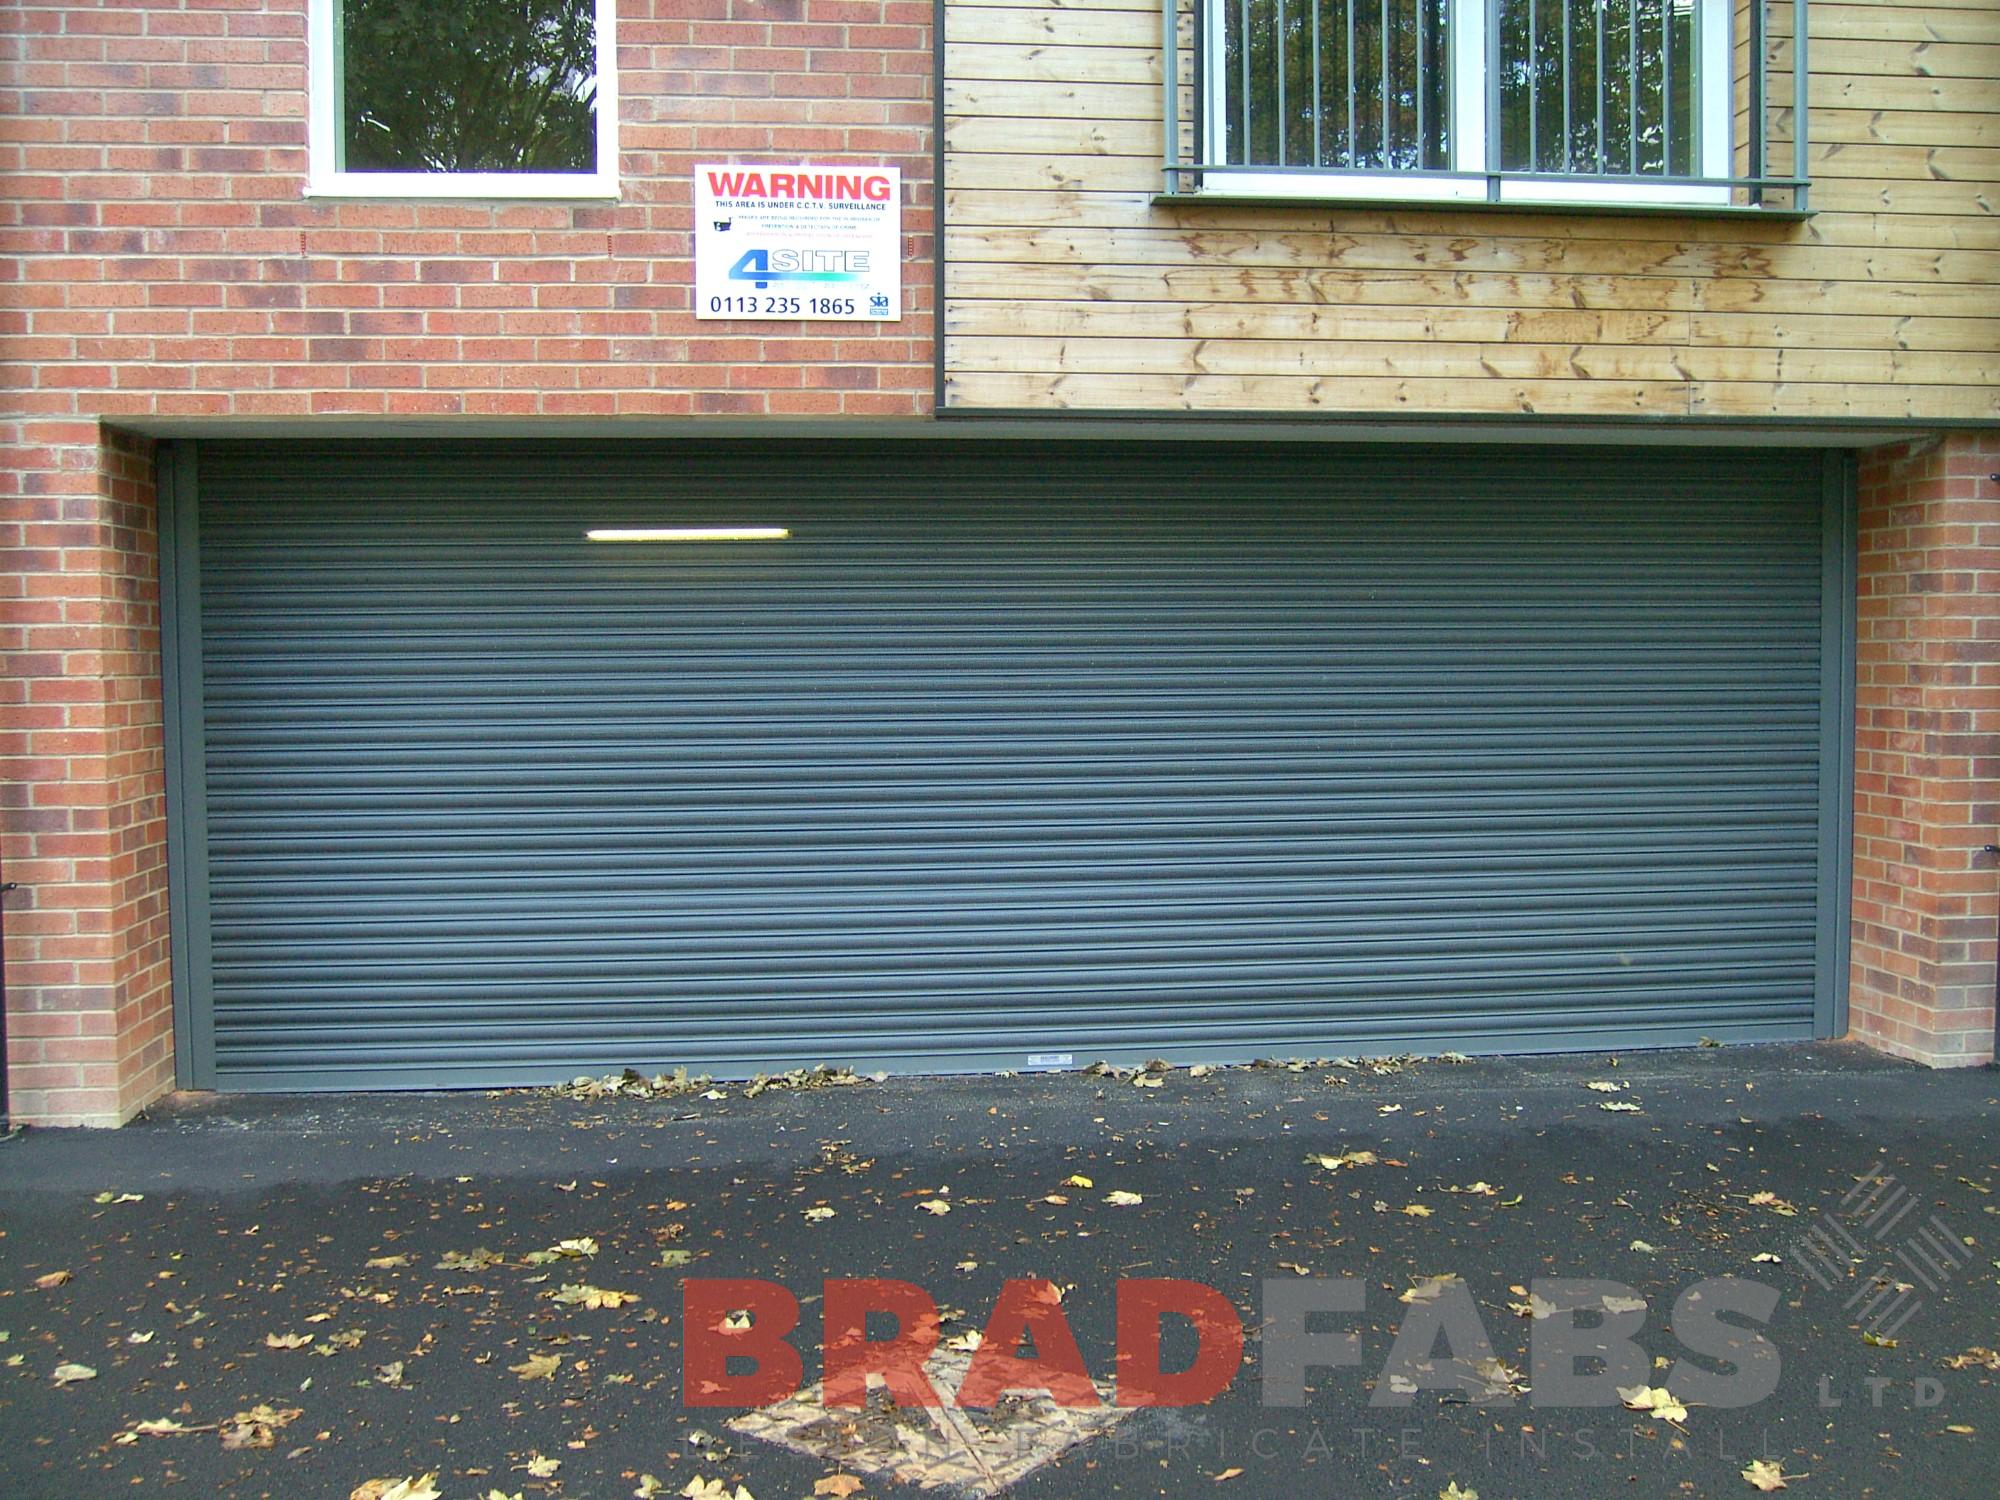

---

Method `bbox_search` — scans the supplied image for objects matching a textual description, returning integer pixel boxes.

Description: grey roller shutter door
[185,440,1829,1090]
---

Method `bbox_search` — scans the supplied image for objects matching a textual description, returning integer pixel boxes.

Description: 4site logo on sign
[695,165,902,322]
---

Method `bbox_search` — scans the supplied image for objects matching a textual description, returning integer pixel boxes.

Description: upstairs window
[1178,0,1809,211]
[309,0,618,198]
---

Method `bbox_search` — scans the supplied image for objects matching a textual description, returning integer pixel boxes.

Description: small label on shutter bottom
[1025,1053,1074,1070]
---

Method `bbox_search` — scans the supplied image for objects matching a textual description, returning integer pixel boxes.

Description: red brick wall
[1,0,934,1123]
[1850,431,2000,1066]
[1,0,934,419]
[1,427,171,1126]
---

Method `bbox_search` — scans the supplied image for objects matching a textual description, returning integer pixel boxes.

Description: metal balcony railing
[1162,0,1811,211]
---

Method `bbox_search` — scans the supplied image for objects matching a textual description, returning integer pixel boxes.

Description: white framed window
[1202,0,1733,208]
[308,0,619,199]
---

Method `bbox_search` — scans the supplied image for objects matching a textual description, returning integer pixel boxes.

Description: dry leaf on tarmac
[1600,1102,1643,1113]
[365,1255,410,1269]
[92,1192,144,1204]
[1213,1469,1243,1482]
[803,1207,836,1222]
[1742,1458,1794,1490]
[814,1479,865,1498]
[223,1404,303,1449]
[436,1247,504,1272]
[681,1479,754,1500]
[1104,1190,1145,1206]
[1602,1295,1649,1315]
[1618,1385,1688,1423]
[510,1352,562,1380]
[521,1454,560,1477]
[548,1283,637,1309]
[1945,1348,2000,1370]
[34,1271,72,1290]
[1747,1192,1799,1217]
[524,1236,599,1265]
[1441,1484,1480,1500]
[1403,1204,1434,1218]
[51,1363,96,1386]
[1063,1174,1094,1188]
[1307,1150,1380,1171]
[1445,1182,1498,1196]
[1400,1274,1464,1305]
[486,1491,525,1500]
[349,1478,442,1500]
[1753,1253,1783,1264]
[265,1332,312,1350]
[917,1199,952,1216]
[129,1418,197,1437]
[1509,1293,1560,1320]
[635,1478,667,1499]
[1585,1081,1624,1093]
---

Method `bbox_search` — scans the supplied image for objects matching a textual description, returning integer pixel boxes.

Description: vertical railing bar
[1486,0,1503,191]
[1276,0,1288,164]
[1240,0,1251,157]
[1312,0,1323,166]
[1193,0,1205,172]
[1626,0,1638,172]
[1559,0,1570,172]
[1379,0,1390,167]
[1346,0,1356,167]
[1165,0,1181,183]
[1594,0,1606,173]
[1663,0,1673,176]
[1748,0,1766,203]
[1529,0,1540,172]
[1414,0,1424,167]
[1793,0,1808,209]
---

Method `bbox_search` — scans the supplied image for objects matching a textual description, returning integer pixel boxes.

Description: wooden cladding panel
[942,0,2000,419]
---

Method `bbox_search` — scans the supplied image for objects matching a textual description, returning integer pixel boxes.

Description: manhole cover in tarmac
[729,1347,1135,1495]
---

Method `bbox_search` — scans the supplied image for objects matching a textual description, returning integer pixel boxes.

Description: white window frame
[1203,0,1732,208]
[307,0,619,199]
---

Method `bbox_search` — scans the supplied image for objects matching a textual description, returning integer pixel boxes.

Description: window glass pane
[340,0,599,174]
[1499,0,1696,176]
[1221,0,1450,171]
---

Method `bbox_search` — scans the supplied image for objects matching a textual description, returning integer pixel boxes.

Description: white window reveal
[308,0,618,199]
[1190,0,1789,210]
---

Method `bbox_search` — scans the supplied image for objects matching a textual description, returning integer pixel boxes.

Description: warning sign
[694,164,902,322]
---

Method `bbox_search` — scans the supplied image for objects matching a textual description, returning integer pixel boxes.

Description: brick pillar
[1,424,174,1126]
[1850,430,2000,1066]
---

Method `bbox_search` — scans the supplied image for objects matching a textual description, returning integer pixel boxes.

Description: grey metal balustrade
[1162,0,1811,210]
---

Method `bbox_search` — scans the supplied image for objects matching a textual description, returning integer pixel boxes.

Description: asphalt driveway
[1,1043,1996,1499]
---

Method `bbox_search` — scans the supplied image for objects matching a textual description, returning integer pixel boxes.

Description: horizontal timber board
[943,262,2000,318]
[944,226,2000,283]
[946,336,2000,385]
[944,372,2000,419]
[946,302,2000,352]
[945,190,2000,247]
